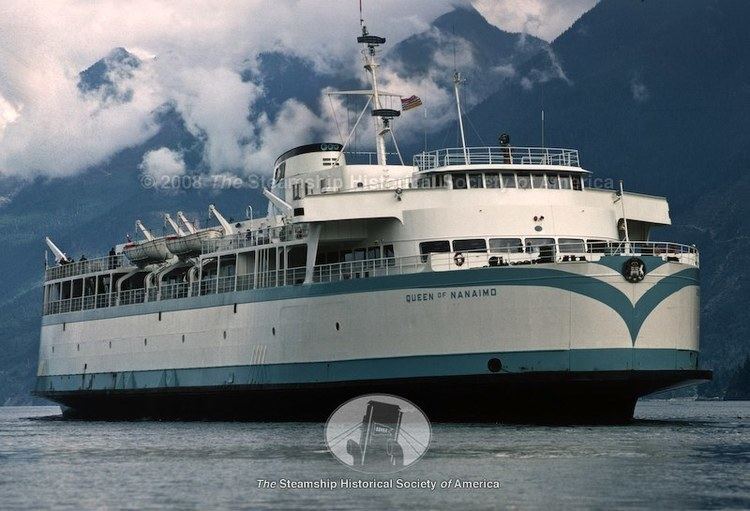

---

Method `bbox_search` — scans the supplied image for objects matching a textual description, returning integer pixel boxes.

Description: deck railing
[202,224,310,254]
[414,146,580,171]
[43,240,698,316]
[45,254,127,281]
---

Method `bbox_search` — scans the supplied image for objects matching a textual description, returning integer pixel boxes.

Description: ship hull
[37,367,710,424]
[35,259,709,423]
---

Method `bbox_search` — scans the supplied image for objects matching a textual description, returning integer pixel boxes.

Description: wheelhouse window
[451,173,468,189]
[452,239,487,253]
[532,174,546,189]
[417,174,445,188]
[517,174,531,189]
[292,182,302,200]
[502,173,516,188]
[484,173,500,188]
[468,173,483,189]
[547,174,560,189]
[559,238,586,253]
[559,174,572,189]
[274,161,286,181]
[489,238,523,253]
[419,241,450,262]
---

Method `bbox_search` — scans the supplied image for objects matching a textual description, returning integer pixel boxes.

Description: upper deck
[414,146,581,172]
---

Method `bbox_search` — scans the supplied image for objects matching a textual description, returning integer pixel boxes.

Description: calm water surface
[0,400,748,510]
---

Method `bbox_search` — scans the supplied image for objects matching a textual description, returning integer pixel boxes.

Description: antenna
[541,82,546,148]
[451,24,468,163]
[356,13,396,166]
[453,71,469,163]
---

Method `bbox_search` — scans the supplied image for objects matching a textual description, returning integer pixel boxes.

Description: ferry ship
[34,19,710,423]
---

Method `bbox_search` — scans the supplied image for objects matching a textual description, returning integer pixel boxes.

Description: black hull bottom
[36,370,712,424]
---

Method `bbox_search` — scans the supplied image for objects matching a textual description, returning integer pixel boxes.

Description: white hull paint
[37,261,698,379]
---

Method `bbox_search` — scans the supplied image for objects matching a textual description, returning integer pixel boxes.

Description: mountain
[450,0,750,391]
[388,6,547,103]
[724,355,750,400]
[0,6,542,404]
[78,47,142,102]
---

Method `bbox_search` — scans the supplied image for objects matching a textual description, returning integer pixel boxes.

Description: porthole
[223,331,227,340]
[488,358,502,373]
[335,322,341,331]
[158,312,162,321]
[76,344,79,351]
[144,338,148,346]
[233,303,237,314]
[51,346,54,353]
[272,327,276,336]
[109,341,112,349]
[84,363,87,371]
[182,334,185,343]
[63,323,66,331]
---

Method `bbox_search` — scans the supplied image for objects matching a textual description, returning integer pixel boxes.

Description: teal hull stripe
[36,348,700,394]
[44,263,698,343]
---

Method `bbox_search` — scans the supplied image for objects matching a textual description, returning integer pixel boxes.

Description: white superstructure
[34,17,709,422]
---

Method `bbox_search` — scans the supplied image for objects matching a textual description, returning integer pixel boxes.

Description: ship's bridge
[272,142,346,185]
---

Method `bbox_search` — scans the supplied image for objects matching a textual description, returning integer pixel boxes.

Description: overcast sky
[0,0,596,181]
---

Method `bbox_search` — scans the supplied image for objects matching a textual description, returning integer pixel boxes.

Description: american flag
[401,95,423,111]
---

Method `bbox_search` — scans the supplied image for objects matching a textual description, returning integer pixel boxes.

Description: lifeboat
[162,209,230,259]
[166,228,222,258]
[123,238,171,266]
[123,220,173,266]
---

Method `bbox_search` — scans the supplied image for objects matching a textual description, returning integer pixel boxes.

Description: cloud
[473,0,597,41]
[0,0,592,180]
[520,46,571,90]
[0,1,458,180]
[139,147,186,184]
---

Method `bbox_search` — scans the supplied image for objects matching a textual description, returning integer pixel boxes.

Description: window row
[419,237,614,259]
[417,172,583,191]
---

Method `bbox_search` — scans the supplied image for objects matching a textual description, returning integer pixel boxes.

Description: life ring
[454,252,465,267]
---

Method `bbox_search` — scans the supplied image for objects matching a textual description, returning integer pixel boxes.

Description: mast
[358,21,397,166]
[453,71,469,163]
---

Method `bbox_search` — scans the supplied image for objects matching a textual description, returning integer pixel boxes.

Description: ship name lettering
[450,288,497,299]
[405,292,435,303]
